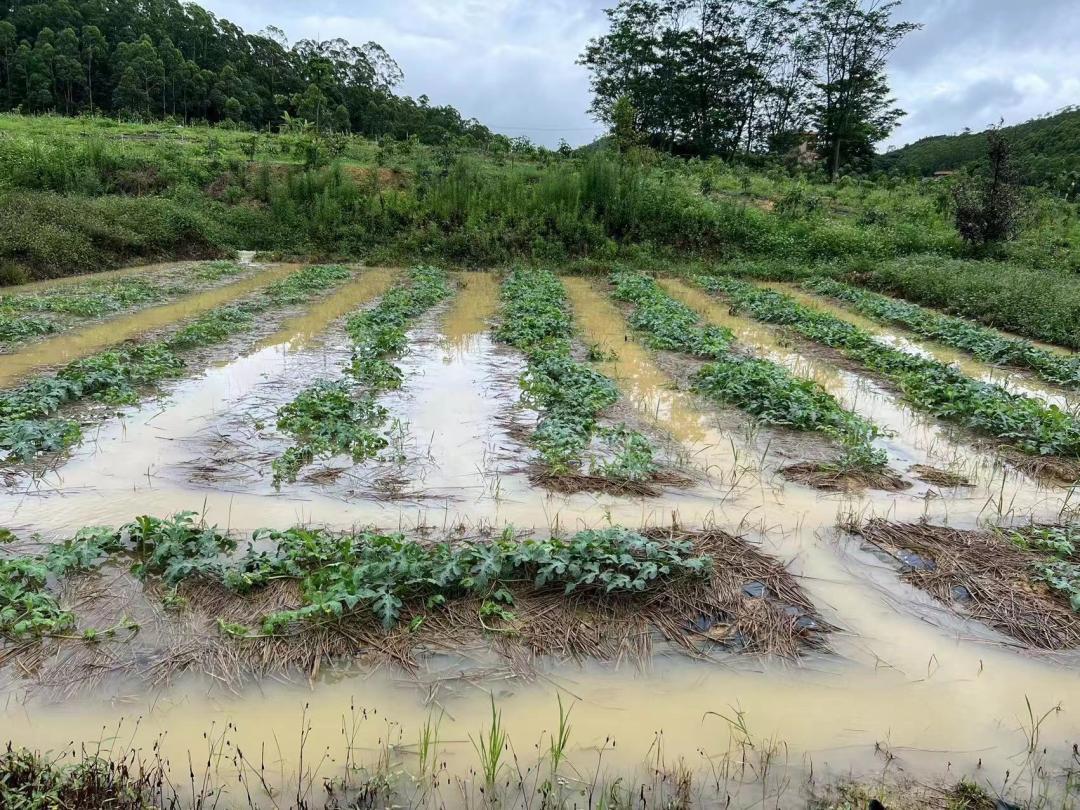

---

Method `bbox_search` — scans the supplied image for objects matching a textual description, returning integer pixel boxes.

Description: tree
[80,25,106,114]
[612,94,642,153]
[0,21,16,108]
[332,102,351,132]
[953,131,1023,247]
[804,0,918,180]
[0,0,496,147]
[54,27,83,113]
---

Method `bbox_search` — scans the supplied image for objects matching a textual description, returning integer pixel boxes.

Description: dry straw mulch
[854,519,1080,650]
[1,528,826,697]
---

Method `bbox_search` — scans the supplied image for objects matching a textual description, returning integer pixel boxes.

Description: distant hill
[876,107,1080,189]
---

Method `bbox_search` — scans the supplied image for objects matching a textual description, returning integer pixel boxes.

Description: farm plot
[1,268,1079,810]
[696,276,1080,483]
[0,259,253,351]
[495,267,687,495]
[608,271,905,491]
[850,520,1080,650]
[0,513,826,691]
[0,260,308,387]
[801,278,1080,392]
[0,265,358,469]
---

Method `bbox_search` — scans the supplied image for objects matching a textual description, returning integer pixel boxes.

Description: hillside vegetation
[877,107,1080,191]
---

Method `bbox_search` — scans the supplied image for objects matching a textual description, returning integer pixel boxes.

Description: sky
[199,0,1080,150]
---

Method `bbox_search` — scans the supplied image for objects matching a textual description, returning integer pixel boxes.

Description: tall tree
[804,0,918,180]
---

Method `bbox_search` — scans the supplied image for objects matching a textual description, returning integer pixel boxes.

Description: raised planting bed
[851,520,1079,650]
[0,514,827,689]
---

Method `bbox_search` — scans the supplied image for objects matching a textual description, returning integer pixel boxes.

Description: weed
[472,696,509,791]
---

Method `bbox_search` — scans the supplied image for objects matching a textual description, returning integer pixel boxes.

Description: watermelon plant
[611,271,887,475]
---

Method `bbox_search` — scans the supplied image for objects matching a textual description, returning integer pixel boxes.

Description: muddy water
[2,272,1079,805]
[763,282,1076,410]
[662,279,1018,480]
[0,263,302,388]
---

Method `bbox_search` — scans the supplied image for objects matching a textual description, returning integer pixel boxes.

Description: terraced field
[1,263,1077,808]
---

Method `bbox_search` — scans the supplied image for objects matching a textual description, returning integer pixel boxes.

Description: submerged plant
[496,267,659,482]
[272,265,452,485]
[612,270,887,472]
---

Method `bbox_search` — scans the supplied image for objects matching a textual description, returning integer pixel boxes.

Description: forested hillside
[0,0,496,144]
[877,107,1080,191]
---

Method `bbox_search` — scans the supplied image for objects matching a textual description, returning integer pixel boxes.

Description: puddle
[763,282,1076,410]
[0,263,303,388]
[1,272,1078,804]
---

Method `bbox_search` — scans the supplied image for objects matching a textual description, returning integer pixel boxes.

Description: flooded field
[1,264,1078,808]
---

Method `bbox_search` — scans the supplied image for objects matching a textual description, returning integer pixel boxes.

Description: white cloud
[202,0,1080,150]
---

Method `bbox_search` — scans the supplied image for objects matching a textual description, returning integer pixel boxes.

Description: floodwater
[0,262,302,387]
[762,281,1076,411]
[1,271,1078,806]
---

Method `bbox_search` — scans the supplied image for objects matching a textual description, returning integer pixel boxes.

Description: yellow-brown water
[762,281,1076,410]
[0,262,304,388]
[2,271,1078,806]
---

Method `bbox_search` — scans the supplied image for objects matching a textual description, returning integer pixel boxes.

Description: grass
[610,270,889,479]
[859,255,1080,351]
[271,264,452,485]
[0,265,353,465]
[697,275,1080,476]
[495,267,661,486]
[804,276,1080,387]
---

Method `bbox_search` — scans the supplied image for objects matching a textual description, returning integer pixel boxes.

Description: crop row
[0,512,710,639]
[611,271,887,474]
[271,265,452,485]
[698,276,1080,467]
[0,262,245,350]
[495,268,660,484]
[803,278,1080,389]
[0,265,353,465]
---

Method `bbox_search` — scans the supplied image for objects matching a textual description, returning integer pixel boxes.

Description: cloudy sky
[200,0,1079,150]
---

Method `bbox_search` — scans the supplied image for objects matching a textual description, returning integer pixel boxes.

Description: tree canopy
[0,0,497,144]
[579,0,917,176]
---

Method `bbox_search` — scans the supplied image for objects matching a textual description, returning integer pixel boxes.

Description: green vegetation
[0,274,188,349]
[698,276,1080,468]
[0,0,501,145]
[495,267,659,483]
[0,265,352,464]
[272,265,452,485]
[860,256,1080,351]
[876,107,1080,190]
[1,512,710,640]
[242,525,710,633]
[611,271,886,474]
[1007,525,1080,612]
[802,277,1080,388]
